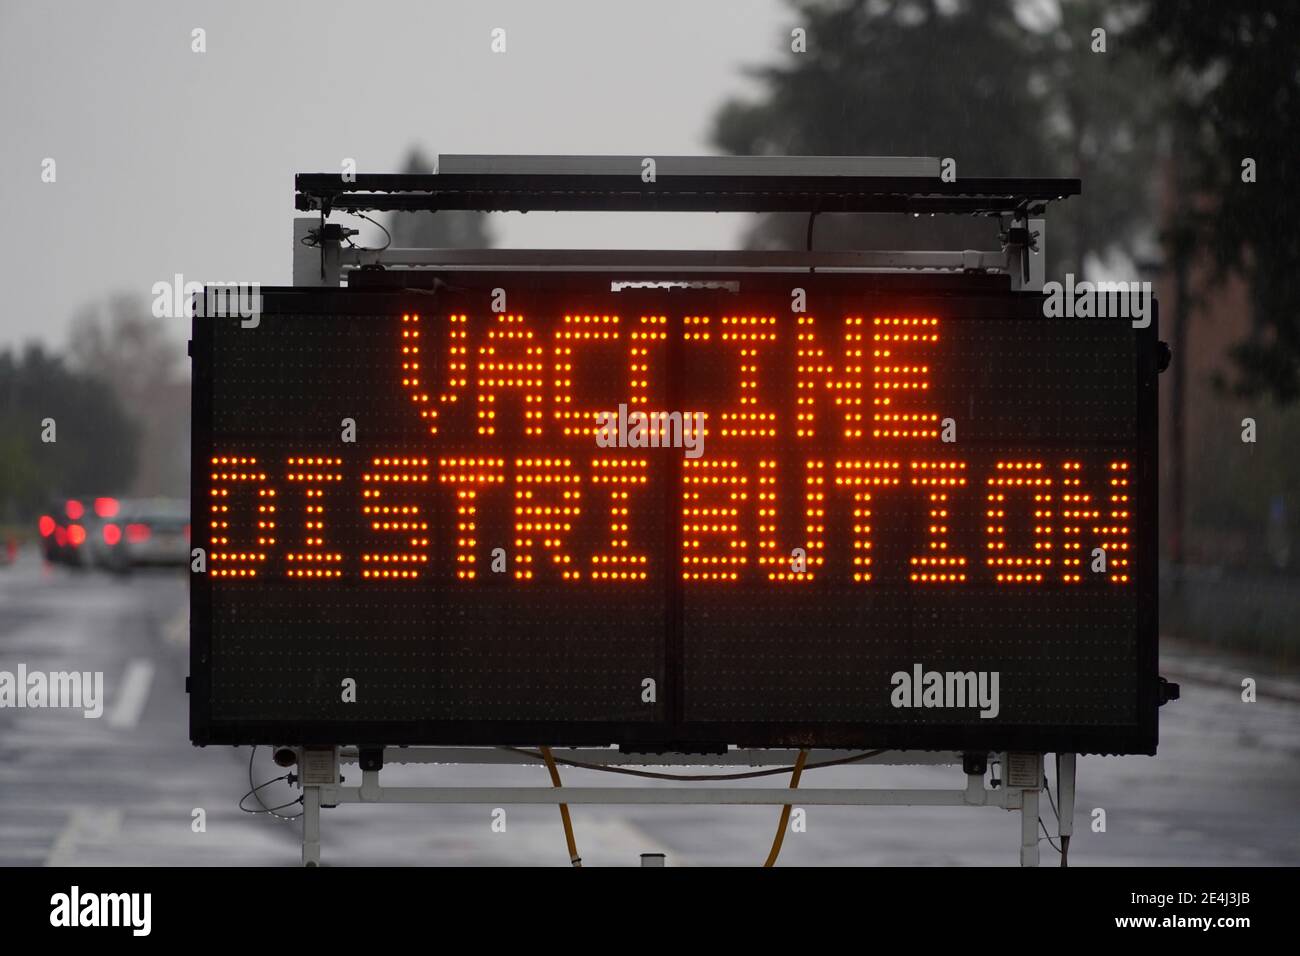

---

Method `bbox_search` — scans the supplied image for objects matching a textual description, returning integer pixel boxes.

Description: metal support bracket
[292,216,344,287]
[1057,752,1076,866]
[298,746,339,867]
[1004,751,1045,866]
[290,747,1056,867]
[1004,216,1045,292]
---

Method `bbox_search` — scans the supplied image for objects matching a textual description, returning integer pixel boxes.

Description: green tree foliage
[712,0,1162,277]
[1139,1,1300,402]
[0,344,140,521]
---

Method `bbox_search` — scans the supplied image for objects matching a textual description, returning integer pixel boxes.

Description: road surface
[2,547,1297,866]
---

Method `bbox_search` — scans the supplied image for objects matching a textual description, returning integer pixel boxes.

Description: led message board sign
[190,274,1158,753]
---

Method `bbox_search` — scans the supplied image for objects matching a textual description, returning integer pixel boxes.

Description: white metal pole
[1058,752,1076,865]
[1020,787,1040,867]
[301,786,322,867]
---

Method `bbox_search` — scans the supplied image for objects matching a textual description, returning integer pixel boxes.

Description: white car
[95,498,190,571]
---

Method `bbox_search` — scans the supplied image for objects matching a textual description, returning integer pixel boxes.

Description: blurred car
[95,498,190,572]
[38,496,111,568]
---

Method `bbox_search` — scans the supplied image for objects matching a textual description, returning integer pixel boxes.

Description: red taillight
[103,523,122,546]
[53,526,68,547]
[94,497,119,518]
[126,523,151,544]
[65,499,84,520]
[68,524,86,547]
[38,515,55,537]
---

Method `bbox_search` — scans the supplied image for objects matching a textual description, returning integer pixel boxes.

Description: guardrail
[1161,563,1300,661]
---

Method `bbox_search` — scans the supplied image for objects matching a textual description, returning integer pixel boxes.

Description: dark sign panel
[190,275,1158,752]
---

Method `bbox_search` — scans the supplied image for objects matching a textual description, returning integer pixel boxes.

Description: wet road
[2,548,1297,867]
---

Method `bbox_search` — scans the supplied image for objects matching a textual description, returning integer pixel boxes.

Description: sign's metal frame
[194,155,1169,866]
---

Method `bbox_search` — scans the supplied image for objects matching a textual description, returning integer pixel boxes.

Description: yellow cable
[540,745,582,867]
[762,749,809,867]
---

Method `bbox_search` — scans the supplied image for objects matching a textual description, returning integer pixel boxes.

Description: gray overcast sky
[0,0,784,350]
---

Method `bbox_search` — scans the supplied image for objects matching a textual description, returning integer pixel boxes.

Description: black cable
[1039,817,1063,855]
[242,746,303,821]
[239,772,293,813]
[500,746,887,781]
[246,793,304,815]
[1039,766,1065,862]
[1045,759,1066,868]
[344,210,392,253]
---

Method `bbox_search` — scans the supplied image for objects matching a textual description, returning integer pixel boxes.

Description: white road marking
[108,660,155,729]
[45,807,123,867]
[163,607,188,648]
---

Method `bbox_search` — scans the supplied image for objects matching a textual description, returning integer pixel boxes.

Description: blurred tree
[0,344,139,520]
[1139,1,1300,402]
[65,295,189,498]
[711,0,1163,278]
[0,428,40,524]
[66,293,183,414]
[1039,0,1167,275]
[387,147,494,249]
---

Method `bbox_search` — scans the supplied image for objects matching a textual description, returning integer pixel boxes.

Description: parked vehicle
[95,498,190,572]
[38,497,106,568]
